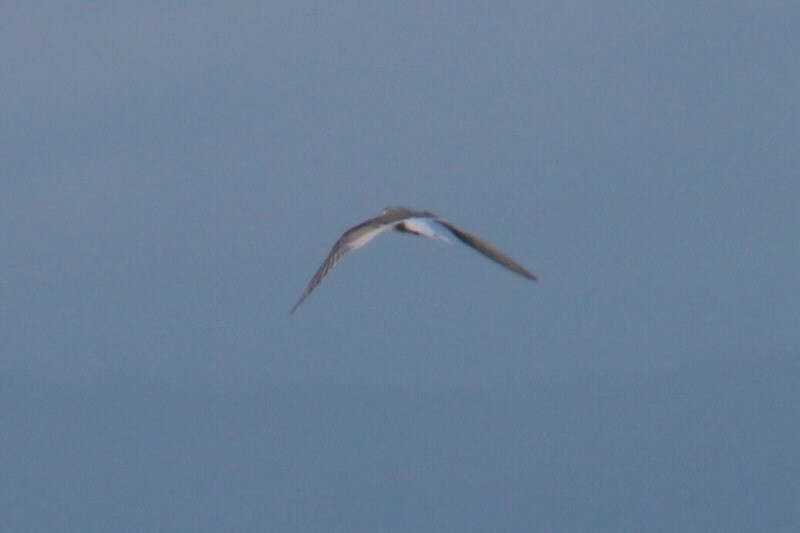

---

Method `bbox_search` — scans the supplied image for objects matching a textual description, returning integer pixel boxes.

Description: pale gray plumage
[291,206,536,313]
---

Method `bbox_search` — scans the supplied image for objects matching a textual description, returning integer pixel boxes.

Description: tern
[291,206,537,313]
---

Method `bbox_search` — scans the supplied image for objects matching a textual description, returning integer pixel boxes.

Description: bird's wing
[434,219,537,281]
[290,218,392,313]
[291,208,537,313]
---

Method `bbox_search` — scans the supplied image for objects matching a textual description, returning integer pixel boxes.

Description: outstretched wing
[290,216,395,313]
[290,239,352,313]
[435,219,537,281]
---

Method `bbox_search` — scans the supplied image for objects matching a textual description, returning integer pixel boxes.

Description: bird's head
[382,206,412,216]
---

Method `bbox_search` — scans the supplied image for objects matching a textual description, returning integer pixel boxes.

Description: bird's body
[291,206,536,313]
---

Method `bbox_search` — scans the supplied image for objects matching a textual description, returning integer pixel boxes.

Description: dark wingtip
[290,295,306,314]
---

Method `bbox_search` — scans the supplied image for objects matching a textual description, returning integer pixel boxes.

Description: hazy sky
[3,3,799,531]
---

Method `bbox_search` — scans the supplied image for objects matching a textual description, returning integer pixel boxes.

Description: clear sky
[3,2,799,531]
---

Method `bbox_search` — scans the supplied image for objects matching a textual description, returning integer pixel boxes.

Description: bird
[291,206,537,313]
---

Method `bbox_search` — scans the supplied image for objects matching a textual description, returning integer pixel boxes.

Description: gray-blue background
[3,3,799,531]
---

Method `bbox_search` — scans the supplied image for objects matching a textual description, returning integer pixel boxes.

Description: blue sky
[3,3,799,531]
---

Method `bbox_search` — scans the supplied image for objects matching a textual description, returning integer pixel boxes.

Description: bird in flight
[291,206,537,313]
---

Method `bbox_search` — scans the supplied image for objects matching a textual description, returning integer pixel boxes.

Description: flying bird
[291,206,537,313]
